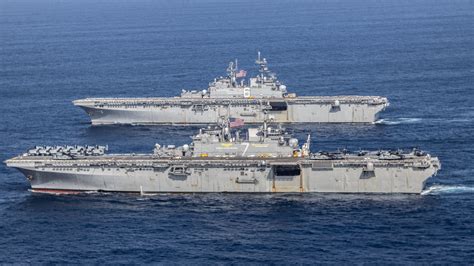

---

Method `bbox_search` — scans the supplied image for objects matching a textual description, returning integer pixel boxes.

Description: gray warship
[73,52,389,125]
[5,120,440,194]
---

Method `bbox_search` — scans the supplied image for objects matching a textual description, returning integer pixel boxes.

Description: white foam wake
[374,118,422,125]
[421,185,474,195]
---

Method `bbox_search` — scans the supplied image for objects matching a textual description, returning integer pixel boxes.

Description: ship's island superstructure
[5,120,439,194]
[73,53,389,125]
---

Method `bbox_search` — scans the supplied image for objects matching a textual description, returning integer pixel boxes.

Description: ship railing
[88,96,388,108]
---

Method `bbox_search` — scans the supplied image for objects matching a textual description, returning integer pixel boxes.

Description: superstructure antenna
[306,134,311,150]
[227,61,237,87]
[256,51,270,82]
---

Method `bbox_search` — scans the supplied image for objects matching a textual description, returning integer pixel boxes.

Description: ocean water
[0,0,473,263]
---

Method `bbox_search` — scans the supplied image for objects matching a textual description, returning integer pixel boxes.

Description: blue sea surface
[0,0,473,263]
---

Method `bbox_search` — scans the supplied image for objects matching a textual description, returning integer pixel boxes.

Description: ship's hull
[74,96,389,125]
[6,156,439,194]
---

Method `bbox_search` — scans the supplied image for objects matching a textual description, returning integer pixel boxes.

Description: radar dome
[289,138,299,148]
[182,144,189,152]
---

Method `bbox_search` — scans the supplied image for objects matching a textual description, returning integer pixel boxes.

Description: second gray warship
[5,119,439,194]
[74,52,389,125]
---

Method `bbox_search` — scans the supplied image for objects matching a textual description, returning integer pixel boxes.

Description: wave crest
[421,185,474,195]
[375,118,422,125]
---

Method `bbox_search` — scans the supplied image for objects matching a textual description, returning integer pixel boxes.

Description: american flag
[229,117,245,128]
[236,69,247,78]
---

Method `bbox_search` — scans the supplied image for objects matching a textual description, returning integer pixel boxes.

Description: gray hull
[74,96,388,125]
[7,156,439,194]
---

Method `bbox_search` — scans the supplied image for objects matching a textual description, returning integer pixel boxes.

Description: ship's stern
[371,97,390,122]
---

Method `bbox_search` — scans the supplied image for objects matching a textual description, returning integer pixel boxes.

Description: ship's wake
[375,118,422,125]
[375,117,473,125]
[421,185,474,195]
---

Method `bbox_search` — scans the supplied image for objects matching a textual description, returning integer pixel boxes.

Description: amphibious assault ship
[73,52,389,125]
[5,120,439,194]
